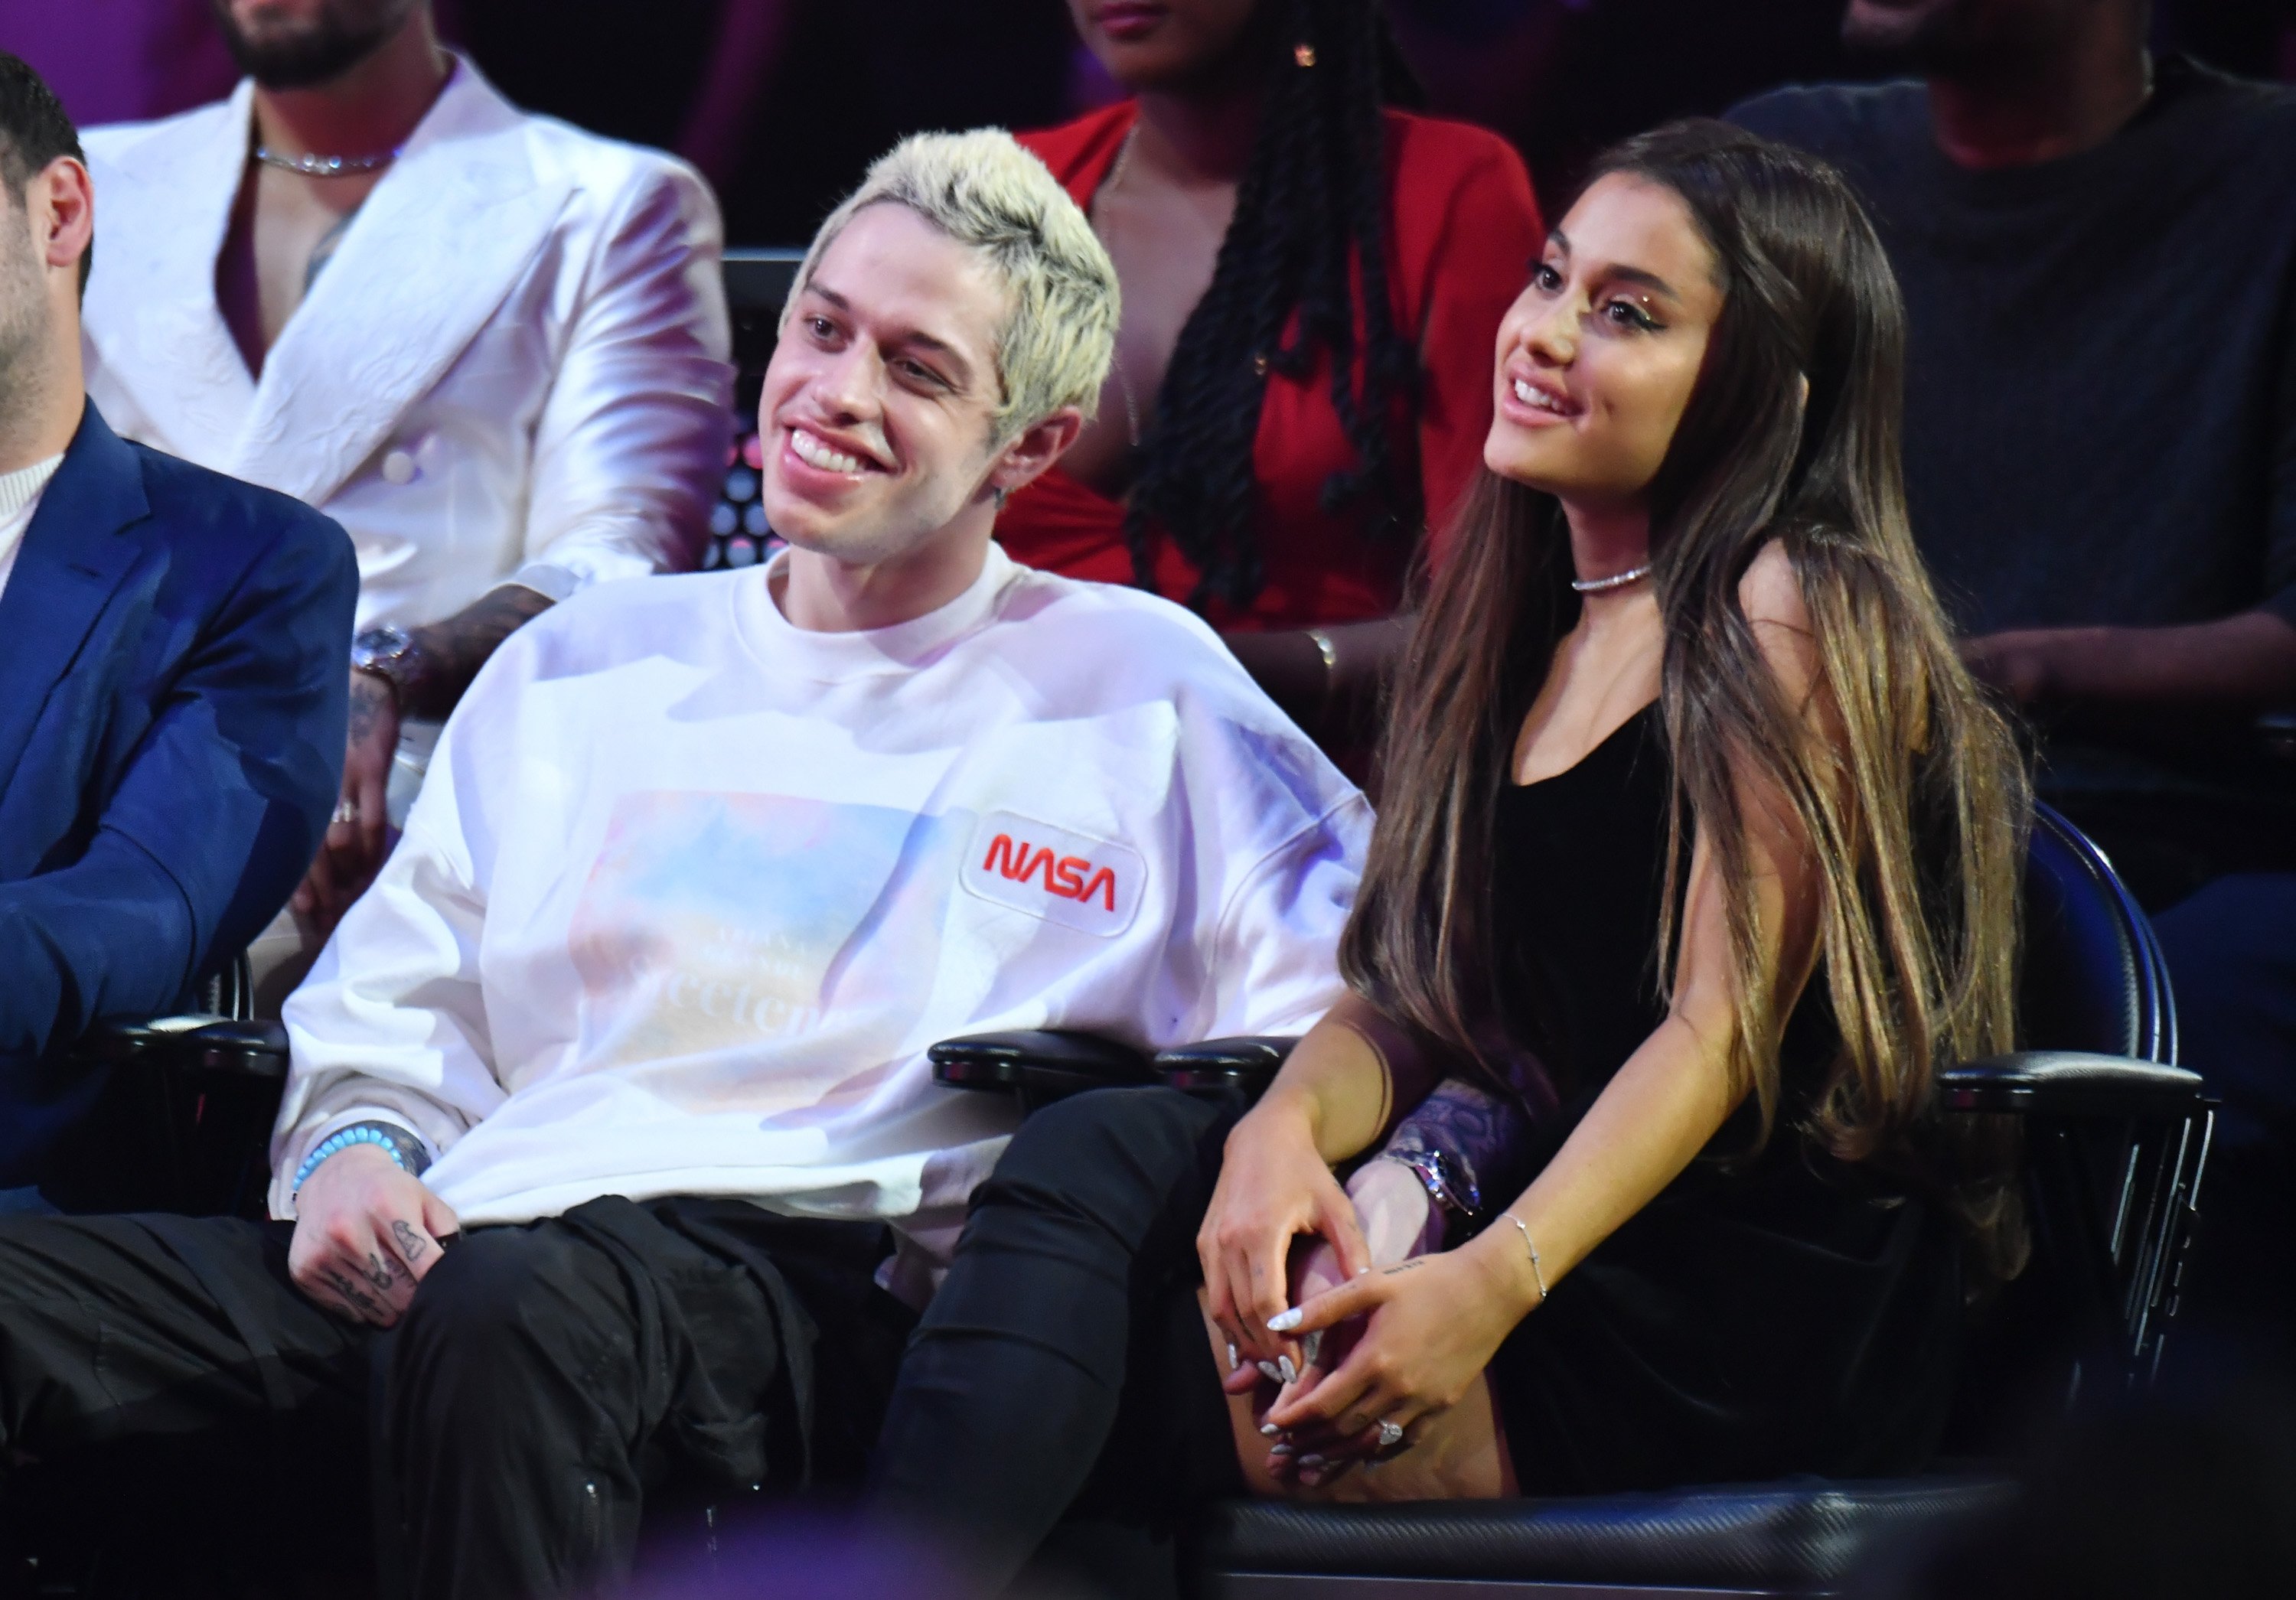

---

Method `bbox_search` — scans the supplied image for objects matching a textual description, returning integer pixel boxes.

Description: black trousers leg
[869,1087,1244,1593]
[0,1211,373,1588]
[386,1197,911,1600]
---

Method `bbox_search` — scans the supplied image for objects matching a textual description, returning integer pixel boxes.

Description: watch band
[1381,1146,1481,1219]
[350,624,434,712]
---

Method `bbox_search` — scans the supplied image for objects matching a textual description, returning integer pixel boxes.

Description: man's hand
[288,1143,458,1327]
[292,670,399,937]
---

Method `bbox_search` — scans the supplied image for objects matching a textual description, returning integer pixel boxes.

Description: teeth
[1515,378,1566,414]
[791,429,867,474]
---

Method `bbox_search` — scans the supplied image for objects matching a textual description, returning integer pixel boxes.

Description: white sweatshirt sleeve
[1191,792,1373,1041]
[268,679,516,1217]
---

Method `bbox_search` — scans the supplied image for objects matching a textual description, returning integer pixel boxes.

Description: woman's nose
[1523,297,1579,367]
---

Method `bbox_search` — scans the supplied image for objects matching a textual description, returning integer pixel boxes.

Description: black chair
[929,803,2213,1596]
[41,953,289,1219]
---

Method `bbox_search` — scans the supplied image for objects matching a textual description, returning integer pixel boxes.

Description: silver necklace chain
[253,144,403,178]
[1570,562,1653,595]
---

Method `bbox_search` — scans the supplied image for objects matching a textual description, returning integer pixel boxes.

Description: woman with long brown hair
[872,119,2029,1585]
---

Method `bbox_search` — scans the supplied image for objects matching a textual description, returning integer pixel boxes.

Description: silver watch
[1381,1147,1482,1218]
[350,624,432,711]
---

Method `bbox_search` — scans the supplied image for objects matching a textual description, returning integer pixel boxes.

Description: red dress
[1004,102,1544,631]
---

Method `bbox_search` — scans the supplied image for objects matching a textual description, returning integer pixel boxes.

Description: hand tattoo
[1381,1259,1427,1276]
[362,1251,399,1292]
[347,673,393,744]
[390,1219,431,1266]
[322,1269,383,1319]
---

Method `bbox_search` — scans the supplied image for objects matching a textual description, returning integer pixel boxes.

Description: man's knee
[395,1224,627,1399]
[974,1086,1230,1238]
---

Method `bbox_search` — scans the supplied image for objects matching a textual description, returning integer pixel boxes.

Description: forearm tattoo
[347,670,394,745]
[402,586,555,719]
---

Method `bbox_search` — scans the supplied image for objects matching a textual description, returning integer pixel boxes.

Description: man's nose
[814,344,883,422]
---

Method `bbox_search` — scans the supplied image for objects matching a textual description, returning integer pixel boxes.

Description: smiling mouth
[1513,377,1577,417]
[788,425,880,475]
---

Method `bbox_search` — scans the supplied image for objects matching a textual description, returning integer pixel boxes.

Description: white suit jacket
[81,60,734,632]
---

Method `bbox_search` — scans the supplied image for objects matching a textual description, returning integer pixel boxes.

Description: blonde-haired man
[0,131,1368,1597]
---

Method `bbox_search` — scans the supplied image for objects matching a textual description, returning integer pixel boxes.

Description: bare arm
[1270,544,1833,1443]
[1222,618,1411,748]
[1964,610,2296,752]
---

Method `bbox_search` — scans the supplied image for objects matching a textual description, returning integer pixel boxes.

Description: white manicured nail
[1257,1360,1283,1382]
[1226,1342,1238,1370]
[1301,1330,1322,1367]
[1259,1423,1279,1437]
[1277,1355,1297,1384]
[1267,1308,1303,1332]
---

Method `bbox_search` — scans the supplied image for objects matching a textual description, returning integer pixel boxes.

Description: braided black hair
[1124,0,1425,611]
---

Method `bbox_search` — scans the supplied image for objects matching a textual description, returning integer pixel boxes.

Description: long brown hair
[1340,120,2030,1275]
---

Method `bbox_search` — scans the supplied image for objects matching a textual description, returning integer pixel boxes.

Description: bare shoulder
[1736,540,1825,705]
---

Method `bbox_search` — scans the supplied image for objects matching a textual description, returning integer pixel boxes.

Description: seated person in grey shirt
[1731,0,2296,1323]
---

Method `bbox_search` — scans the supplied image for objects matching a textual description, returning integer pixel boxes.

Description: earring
[1293,42,1316,67]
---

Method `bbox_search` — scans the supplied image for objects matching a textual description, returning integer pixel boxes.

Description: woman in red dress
[1008,0,1543,736]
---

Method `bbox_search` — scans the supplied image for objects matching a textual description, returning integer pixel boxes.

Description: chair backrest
[2017,802,2177,1065]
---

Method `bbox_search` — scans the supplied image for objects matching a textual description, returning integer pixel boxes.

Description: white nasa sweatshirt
[275,544,1368,1283]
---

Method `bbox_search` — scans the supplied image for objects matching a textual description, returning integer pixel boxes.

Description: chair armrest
[928,1030,1156,1107]
[1153,1036,1298,1100]
[77,1016,289,1081]
[1940,1051,2205,1119]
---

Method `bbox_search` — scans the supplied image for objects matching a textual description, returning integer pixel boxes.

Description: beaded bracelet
[292,1121,427,1197]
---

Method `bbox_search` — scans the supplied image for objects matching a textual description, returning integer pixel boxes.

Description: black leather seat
[931,803,2213,1596]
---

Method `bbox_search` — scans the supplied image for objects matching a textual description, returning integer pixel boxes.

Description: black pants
[869,1087,1243,1598]
[0,1196,913,1600]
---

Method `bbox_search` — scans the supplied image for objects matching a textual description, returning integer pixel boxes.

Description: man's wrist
[350,625,440,719]
[292,1119,430,1196]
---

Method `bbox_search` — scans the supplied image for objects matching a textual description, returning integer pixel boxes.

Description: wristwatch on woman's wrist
[1381,1146,1481,1220]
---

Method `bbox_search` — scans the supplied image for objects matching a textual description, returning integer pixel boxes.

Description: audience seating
[703,248,804,575]
[931,803,2212,1596]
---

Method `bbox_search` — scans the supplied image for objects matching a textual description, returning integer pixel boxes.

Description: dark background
[6,0,2294,243]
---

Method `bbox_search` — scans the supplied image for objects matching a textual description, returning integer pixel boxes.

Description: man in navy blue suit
[0,55,355,1185]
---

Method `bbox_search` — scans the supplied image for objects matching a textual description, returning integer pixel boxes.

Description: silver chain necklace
[253,144,403,178]
[1570,562,1653,595]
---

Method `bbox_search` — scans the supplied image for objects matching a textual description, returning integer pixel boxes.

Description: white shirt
[80,57,732,633]
[276,549,1369,1283]
[0,452,64,607]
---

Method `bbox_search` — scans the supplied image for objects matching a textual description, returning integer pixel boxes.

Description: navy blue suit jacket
[0,403,356,1181]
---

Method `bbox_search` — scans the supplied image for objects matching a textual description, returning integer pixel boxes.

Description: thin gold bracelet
[1504,1213,1549,1304]
[1305,627,1339,714]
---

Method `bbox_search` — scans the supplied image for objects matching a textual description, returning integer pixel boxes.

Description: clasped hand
[287,1144,460,1328]
[1199,1103,1531,1487]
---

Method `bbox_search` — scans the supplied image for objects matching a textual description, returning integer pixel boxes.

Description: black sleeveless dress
[1480,702,1965,1493]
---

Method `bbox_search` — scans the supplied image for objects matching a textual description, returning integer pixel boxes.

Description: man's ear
[985,406,1086,501]
[35,157,93,281]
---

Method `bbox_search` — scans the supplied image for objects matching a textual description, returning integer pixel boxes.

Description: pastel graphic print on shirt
[568,791,962,1110]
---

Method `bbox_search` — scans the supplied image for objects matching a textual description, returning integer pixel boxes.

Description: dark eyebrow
[1536,232,1682,305]
[800,277,977,389]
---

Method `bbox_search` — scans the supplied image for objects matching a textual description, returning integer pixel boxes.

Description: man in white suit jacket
[80,0,733,940]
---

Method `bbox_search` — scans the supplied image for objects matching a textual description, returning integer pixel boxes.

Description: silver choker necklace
[253,144,403,177]
[1570,562,1652,595]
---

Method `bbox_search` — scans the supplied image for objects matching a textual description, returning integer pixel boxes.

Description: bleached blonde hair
[784,129,1120,445]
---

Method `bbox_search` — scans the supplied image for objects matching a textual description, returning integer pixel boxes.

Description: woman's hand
[1259,1158,1440,1482]
[1199,1090,1372,1386]
[1262,1224,1538,1469]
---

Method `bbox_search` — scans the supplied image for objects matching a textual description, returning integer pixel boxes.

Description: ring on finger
[1377,1418,1404,1449]
[333,799,360,825]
